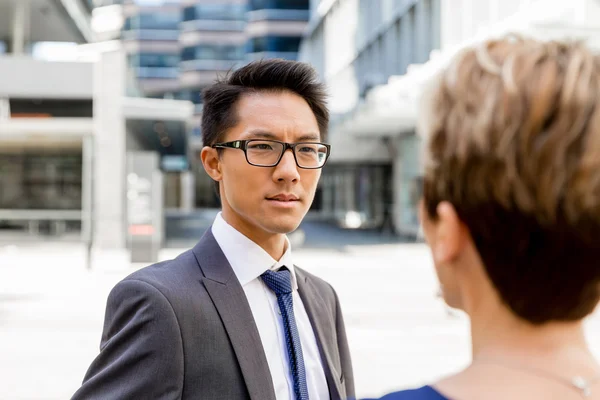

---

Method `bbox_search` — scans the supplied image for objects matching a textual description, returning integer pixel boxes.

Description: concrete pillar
[372,166,384,218]
[81,134,93,243]
[11,0,30,55]
[0,98,10,120]
[180,170,195,211]
[344,170,355,211]
[321,174,333,217]
[431,0,442,50]
[392,136,404,234]
[400,9,413,74]
[392,133,422,236]
[93,48,127,249]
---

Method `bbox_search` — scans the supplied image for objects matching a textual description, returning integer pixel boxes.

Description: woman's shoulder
[363,385,450,400]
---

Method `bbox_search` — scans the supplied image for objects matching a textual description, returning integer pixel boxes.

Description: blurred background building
[93,0,313,249]
[299,0,600,236]
[300,0,441,235]
[2,0,600,254]
[0,0,97,245]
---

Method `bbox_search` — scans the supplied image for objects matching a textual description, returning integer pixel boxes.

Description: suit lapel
[296,268,344,400]
[192,230,276,400]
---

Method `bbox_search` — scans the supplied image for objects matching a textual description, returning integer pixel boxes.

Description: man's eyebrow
[242,130,321,142]
[242,130,278,140]
[296,133,321,142]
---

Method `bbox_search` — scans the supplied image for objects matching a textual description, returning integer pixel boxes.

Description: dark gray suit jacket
[72,229,355,400]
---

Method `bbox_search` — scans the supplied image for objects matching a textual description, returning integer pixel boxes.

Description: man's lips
[266,194,300,202]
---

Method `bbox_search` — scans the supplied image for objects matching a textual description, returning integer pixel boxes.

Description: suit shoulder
[120,248,199,292]
[295,265,337,297]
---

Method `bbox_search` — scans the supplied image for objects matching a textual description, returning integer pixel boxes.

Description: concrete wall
[327,133,392,164]
[440,0,600,52]
[0,56,93,99]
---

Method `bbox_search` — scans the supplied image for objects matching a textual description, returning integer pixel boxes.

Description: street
[1,239,599,399]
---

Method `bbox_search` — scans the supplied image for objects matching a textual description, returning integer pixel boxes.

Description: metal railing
[0,209,86,241]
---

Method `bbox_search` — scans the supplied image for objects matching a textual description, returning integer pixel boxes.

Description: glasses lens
[295,143,329,168]
[246,140,284,166]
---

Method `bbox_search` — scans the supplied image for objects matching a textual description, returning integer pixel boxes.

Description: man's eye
[249,144,273,150]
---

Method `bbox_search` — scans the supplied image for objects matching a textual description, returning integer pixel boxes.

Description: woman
[371,35,600,399]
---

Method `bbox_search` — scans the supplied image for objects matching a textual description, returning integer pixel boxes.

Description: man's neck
[255,233,288,261]
[220,212,288,261]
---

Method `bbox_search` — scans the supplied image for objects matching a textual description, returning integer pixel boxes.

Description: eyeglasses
[211,139,331,169]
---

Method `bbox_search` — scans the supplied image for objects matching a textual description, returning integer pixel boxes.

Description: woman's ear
[432,201,468,263]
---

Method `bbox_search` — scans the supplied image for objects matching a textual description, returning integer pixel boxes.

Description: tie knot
[260,267,293,295]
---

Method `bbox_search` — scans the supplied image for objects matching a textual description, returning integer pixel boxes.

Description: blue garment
[261,267,309,400]
[363,386,450,400]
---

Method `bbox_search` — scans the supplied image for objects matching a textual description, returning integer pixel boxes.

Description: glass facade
[248,36,302,53]
[182,44,245,61]
[353,0,440,93]
[298,0,441,234]
[0,152,82,210]
[99,0,311,237]
[247,9,310,21]
[124,12,180,30]
[249,0,309,11]
[176,89,203,105]
[319,164,390,229]
[129,53,179,79]
[183,3,247,21]
[129,53,180,68]
[396,134,422,230]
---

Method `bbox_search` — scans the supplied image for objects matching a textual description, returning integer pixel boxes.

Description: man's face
[202,90,323,237]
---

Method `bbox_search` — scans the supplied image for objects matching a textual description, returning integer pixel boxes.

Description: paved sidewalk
[1,242,599,399]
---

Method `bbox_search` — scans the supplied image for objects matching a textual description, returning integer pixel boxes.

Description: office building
[120,0,312,231]
[4,0,598,251]
[0,0,313,251]
[0,0,96,241]
[246,0,309,62]
[122,0,182,98]
[299,0,441,234]
[0,0,194,259]
[299,0,600,236]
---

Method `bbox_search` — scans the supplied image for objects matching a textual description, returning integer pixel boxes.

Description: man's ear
[201,146,222,182]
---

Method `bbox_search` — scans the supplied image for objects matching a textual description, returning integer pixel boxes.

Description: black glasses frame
[211,139,331,169]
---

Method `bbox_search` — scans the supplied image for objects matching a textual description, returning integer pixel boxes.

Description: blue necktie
[261,267,310,400]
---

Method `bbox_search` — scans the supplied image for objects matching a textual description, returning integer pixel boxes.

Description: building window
[124,12,180,30]
[183,3,247,21]
[91,0,122,6]
[319,164,390,228]
[176,89,203,104]
[181,44,245,61]
[249,0,308,10]
[0,152,82,210]
[248,36,302,53]
[195,168,221,208]
[0,41,6,54]
[129,53,180,68]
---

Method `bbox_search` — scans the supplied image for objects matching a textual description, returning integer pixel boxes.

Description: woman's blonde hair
[419,35,600,324]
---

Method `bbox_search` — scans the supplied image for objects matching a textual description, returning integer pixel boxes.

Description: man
[72,59,355,400]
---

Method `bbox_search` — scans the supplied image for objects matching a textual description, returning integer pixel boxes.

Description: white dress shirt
[211,213,329,400]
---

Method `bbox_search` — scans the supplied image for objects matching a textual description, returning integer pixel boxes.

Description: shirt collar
[211,212,298,290]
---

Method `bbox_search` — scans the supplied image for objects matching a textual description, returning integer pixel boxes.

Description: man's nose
[273,149,300,182]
